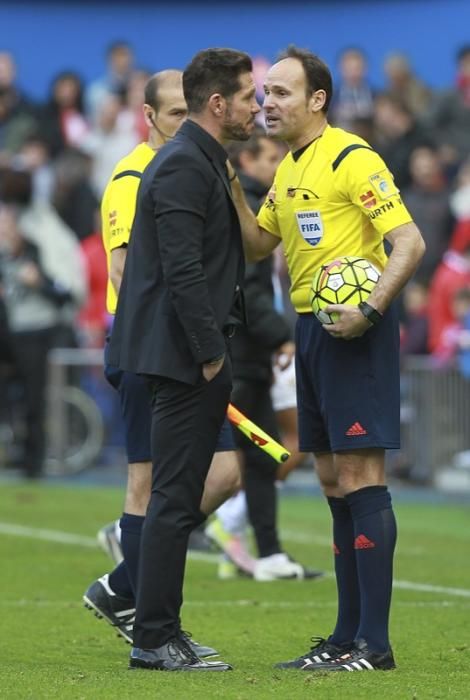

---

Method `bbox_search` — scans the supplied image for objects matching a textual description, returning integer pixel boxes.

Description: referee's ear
[310,89,327,114]
[143,103,156,129]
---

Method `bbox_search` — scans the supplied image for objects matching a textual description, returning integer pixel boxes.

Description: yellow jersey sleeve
[337,147,412,236]
[256,183,282,237]
[105,173,141,251]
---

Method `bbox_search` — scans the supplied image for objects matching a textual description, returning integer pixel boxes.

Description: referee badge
[295,210,323,247]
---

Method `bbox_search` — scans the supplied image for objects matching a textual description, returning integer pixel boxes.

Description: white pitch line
[0,521,219,561]
[393,580,470,598]
[0,522,97,547]
[1,521,469,598]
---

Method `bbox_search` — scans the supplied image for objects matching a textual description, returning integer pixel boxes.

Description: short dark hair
[183,48,253,114]
[0,167,32,206]
[374,91,414,119]
[278,45,333,113]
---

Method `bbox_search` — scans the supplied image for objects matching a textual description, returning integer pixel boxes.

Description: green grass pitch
[0,482,469,699]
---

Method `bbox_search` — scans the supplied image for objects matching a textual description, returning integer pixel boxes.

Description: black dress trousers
[133,355,232,649]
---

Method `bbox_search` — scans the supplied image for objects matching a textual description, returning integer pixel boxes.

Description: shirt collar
[178,119,228,166]
[292,124,330,162]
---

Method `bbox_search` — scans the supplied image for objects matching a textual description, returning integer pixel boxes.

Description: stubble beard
[222,109,253,142]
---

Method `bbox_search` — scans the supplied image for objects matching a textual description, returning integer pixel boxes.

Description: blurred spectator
[348,116,375,143]
[82,94,139,197]
[426,45,470,165]
[85,40,134,121]
[0,203,79,478]
[330,48,374,130]
[401,146,454,281]
[77,216,108,348]
[13,135,54,202]
[374,93,433,189]
[52,148,98,240]
[0,166,88,336]
[0,52,37,161]
[121,69,152,141]
[0,166,32,205]
[383,53,432,117]
[252,55,272,126]
[450,156,470,221]
[427,223,470,352]
[40,71,89,157]
[432,287,470,374]
[400,280,429,356]
[0,87,37,159]
[0,52,33,109]
[0,271,16,466]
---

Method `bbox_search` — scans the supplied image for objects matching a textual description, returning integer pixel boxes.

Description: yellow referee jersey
[101,142,155,314]
[257,125,412,313]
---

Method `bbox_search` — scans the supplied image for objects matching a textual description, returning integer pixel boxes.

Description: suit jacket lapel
[210,158,235,203]
[179,121,235,205]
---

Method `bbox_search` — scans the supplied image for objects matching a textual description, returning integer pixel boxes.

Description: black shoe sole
[129,659,232,672]
[303,659,397,673]
[83,596,133,644]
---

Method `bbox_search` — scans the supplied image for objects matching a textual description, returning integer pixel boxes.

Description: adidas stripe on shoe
[301,638,396,672]
[83,574,134,644]
[275,637,352,669]
[83,575,219,658]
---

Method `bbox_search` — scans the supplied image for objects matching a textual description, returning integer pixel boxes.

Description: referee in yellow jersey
[83,71,240,659]
[231,46,425,673]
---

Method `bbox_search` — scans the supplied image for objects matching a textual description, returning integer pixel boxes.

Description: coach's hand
[203,354,225,382]
[322,304,372,340]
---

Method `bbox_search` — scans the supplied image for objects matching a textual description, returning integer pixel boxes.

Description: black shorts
[295,307,400,453]
[104,341,235,463]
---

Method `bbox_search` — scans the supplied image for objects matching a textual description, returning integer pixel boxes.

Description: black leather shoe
[129,637,232,671]
[180,630,218,658]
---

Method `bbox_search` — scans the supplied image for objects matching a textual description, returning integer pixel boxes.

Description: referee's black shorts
[295,305,400,454]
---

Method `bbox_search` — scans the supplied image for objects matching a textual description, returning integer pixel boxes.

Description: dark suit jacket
[108,120,245,385]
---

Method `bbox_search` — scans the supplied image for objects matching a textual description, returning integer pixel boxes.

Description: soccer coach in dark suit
[108,48,260,672]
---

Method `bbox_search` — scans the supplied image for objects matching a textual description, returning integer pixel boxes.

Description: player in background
[230,46,425,672]
[207,131,322,582]
[270,245,312,482]
[83,70,241,658]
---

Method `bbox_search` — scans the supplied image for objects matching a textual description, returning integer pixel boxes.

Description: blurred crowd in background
[1,40,470,477]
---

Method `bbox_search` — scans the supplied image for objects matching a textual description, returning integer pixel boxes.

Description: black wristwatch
[358,301,383,325]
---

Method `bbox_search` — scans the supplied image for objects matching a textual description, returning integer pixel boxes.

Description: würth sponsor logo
[359,190,377,209]
[354,534,375,549]
[345,422,367,436]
